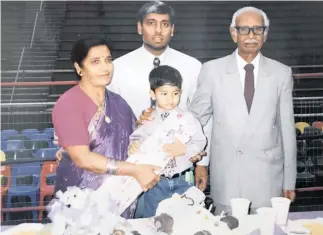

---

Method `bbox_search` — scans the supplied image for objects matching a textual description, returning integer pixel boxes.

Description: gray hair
[137,1,175,24]
[230,6,270,35]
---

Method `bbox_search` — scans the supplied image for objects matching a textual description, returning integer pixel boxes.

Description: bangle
[106,158,120,175]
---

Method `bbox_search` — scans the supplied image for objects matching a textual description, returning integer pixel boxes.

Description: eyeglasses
[235,26,267,35]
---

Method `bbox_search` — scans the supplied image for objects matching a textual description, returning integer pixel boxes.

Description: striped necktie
[153,57,160,68]
[150,57,161,108]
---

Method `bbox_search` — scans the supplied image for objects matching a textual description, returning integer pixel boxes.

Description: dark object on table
[204,197,215,214]
[131,231,142,235]
[220,216,239,230]
[194,230,212,235]
[154,213,174,234]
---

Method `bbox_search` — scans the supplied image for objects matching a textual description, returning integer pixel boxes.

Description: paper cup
[271,197,291,225]
[230,198,250,218]
[256,207,276,235]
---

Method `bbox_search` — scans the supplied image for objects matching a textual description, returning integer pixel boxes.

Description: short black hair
[137,1,175,24]
[149,65,182,91]
[71,38,110,79]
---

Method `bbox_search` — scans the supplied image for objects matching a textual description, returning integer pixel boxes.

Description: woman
[52,38,160,218]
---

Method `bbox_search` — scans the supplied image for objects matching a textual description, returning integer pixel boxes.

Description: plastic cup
[271,197,291,225]
[230,198,250,218]
[256,207,276,235]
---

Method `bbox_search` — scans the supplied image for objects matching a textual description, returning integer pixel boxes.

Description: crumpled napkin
[47,186,134,235]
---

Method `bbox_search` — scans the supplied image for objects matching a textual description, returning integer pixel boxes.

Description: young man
[108,1,210,217]
[109,1,202,118]
[128,65,206,217]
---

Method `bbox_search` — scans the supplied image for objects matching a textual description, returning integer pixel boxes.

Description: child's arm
[128,124,152,156]
[179,113,207,162]
[129,124,151,142]
[128,117,158,153]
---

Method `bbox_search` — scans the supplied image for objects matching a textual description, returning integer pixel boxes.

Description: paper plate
[281,218,323,235]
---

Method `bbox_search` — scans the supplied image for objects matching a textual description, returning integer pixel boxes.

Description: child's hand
[128,141,141,156]
[163,137,186,158]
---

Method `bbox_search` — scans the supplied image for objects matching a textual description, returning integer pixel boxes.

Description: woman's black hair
[70,38,110,79]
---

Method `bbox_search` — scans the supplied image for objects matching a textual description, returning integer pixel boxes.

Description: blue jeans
[142,174,193,218]
[134,192,145,218]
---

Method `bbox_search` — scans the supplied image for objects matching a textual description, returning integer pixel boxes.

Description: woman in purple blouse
[52,38,160,218]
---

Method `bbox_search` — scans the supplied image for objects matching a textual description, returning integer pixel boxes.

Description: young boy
[128,65,206,218]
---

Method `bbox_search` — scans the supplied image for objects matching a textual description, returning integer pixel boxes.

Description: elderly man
[189,6,297,214]
[109,1,211,217]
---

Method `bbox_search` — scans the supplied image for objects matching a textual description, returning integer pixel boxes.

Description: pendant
[105,116,111,123]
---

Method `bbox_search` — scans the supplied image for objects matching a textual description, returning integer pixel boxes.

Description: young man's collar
[140,44,169,63]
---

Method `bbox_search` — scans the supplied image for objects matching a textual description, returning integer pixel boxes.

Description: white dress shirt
[236,49,260,90]
[108,45,202,118]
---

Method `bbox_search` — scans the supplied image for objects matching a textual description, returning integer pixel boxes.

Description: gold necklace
[97,97,111,124]
[80,84,111,124]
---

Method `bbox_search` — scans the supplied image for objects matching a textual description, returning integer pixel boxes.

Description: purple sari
[54,90,137,218]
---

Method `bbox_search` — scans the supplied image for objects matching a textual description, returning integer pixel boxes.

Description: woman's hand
[132,164,161,192]
[137,108,154,126]
[128,141,140,156]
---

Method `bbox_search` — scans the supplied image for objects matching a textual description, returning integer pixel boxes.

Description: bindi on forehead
[89,55,112,60]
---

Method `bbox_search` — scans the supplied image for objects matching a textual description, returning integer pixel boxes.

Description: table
[277,211,323,234]
[248,211,323,235]
[1,211,322,234]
